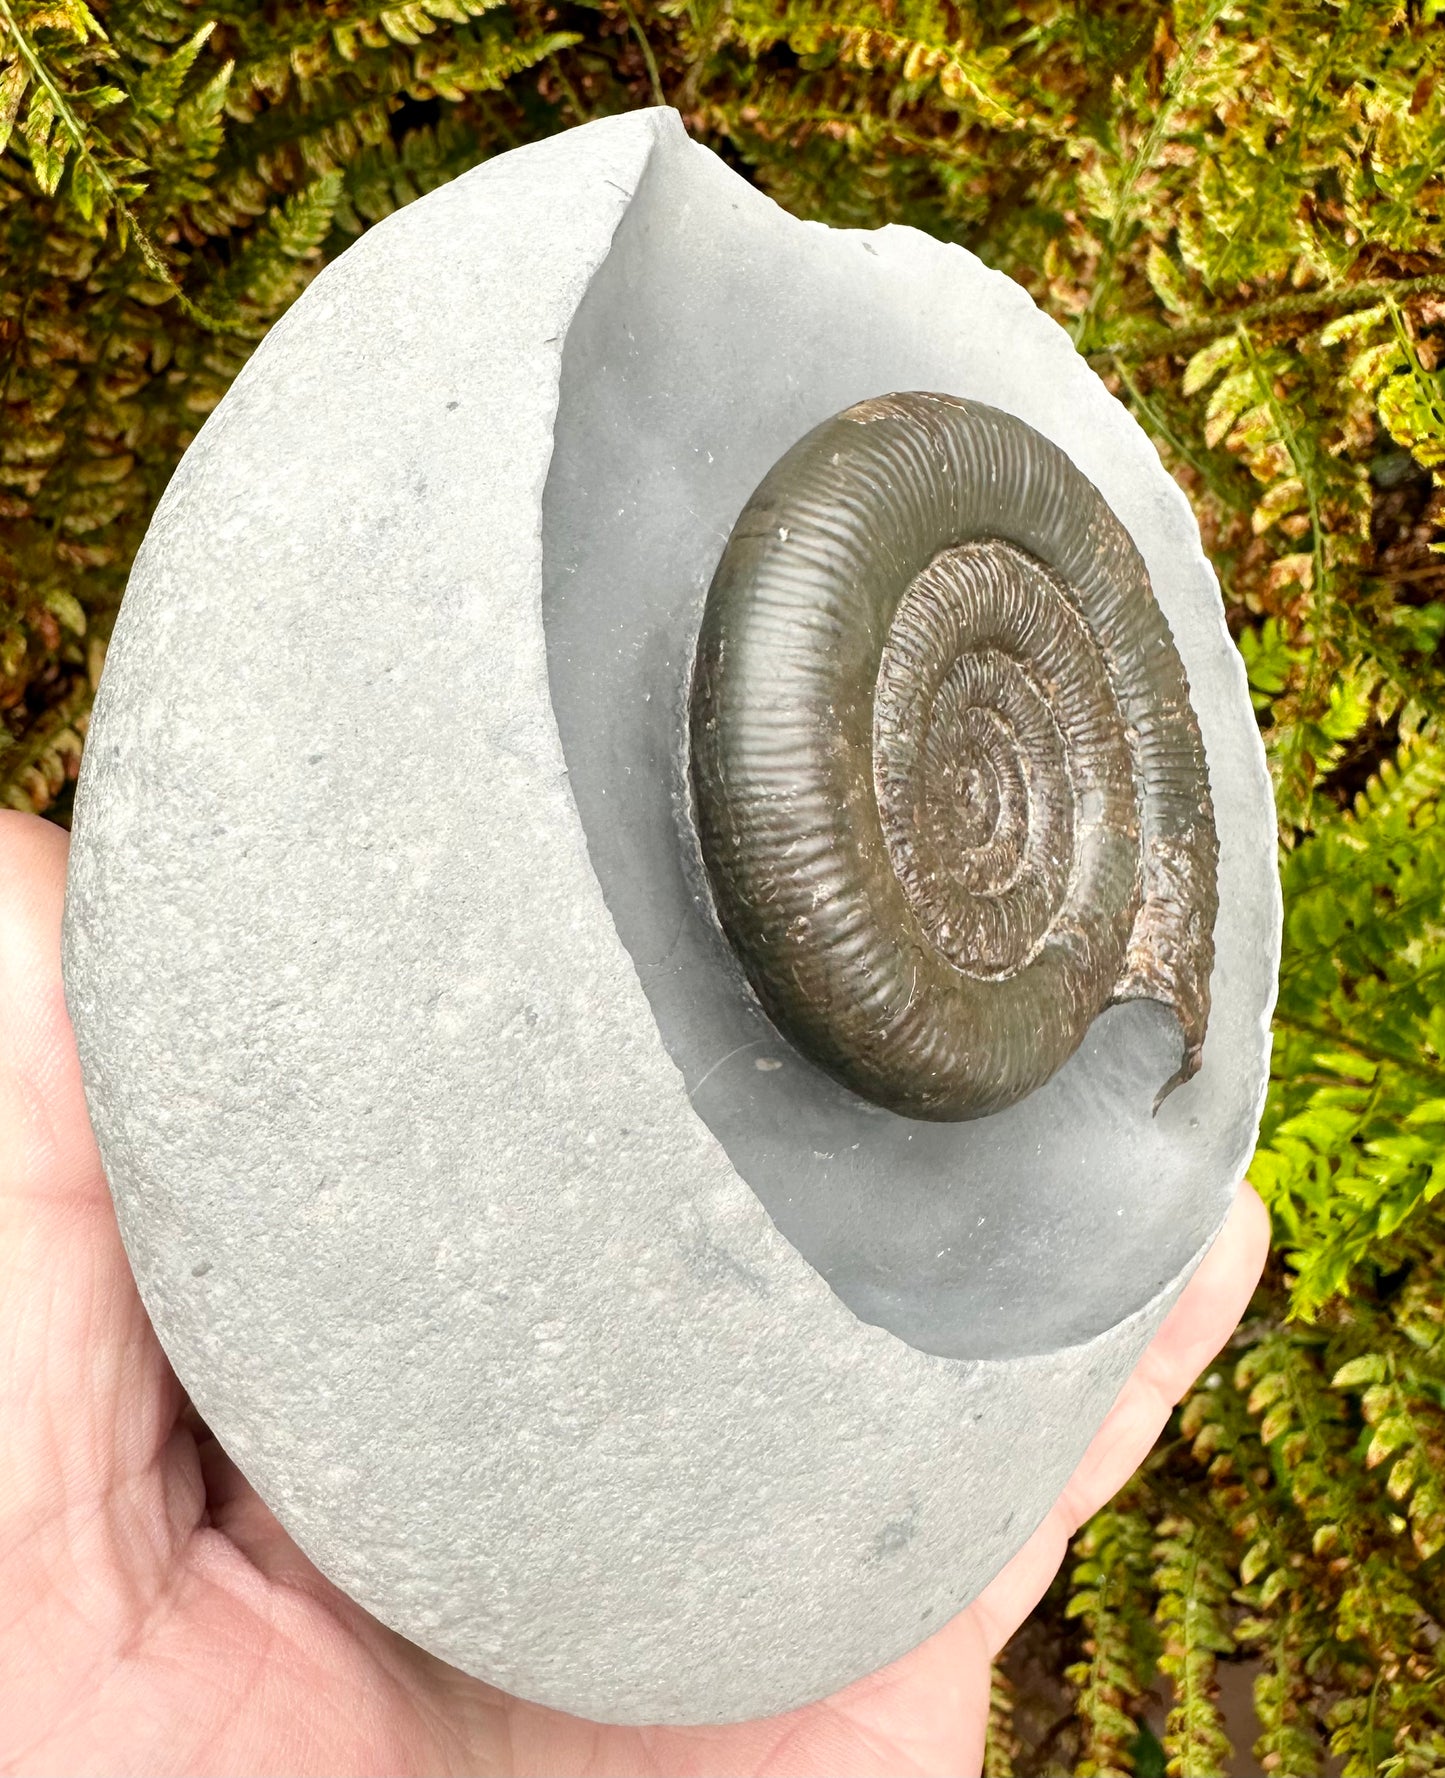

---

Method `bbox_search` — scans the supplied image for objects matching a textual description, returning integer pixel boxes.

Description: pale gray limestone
[61,107,1280,1724]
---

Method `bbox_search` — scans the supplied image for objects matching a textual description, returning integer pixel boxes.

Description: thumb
[0,812,196,1692]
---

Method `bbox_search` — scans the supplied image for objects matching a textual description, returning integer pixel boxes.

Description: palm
[0,811,1268,1778]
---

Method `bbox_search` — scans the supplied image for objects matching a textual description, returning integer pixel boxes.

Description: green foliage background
[4,0,1445,1770]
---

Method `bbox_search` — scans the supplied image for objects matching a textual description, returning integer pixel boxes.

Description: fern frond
[1064,1506,1158,1776]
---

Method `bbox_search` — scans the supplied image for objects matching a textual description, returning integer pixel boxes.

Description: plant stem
[0,0,229,327]
[619,0,666,108]
[1091,272,1445,366]
[1072,0,1229,355]
[0,0,116,206]
[1273,1013,1445,1095]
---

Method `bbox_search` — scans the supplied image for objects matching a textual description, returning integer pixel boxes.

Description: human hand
[0,809,1269,1778]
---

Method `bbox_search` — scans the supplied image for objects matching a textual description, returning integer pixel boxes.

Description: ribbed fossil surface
[690,391,1219,1120]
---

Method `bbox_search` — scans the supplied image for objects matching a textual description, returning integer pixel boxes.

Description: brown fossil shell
[689,392,1219,1120]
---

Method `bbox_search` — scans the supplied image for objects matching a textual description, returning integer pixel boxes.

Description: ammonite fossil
[690,392,1218,1120]
[62,109,1279,1727]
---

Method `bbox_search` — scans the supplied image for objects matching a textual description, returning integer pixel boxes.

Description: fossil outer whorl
[689,391,1219,1120]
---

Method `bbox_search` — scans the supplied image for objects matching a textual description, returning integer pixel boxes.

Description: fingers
[503,1607,989,1778]
[970,1179,1269,1654]
[0,813,98,1212]
[0,810,184,1539]
[1059,1180,1270,1521]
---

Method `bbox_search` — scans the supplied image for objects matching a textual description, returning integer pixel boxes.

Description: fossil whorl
[688,392,1219,1121]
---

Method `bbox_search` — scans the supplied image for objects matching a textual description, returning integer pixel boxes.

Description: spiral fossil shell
[690,392,1219,1119]
[62,109,1279,1727]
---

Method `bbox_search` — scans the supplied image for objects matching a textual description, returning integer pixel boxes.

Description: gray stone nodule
[61,107,1280,1725]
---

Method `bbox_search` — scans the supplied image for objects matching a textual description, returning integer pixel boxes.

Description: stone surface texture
[62,107,1281,1725]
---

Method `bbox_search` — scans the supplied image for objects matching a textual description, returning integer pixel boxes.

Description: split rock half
[62,107,1281,1725]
